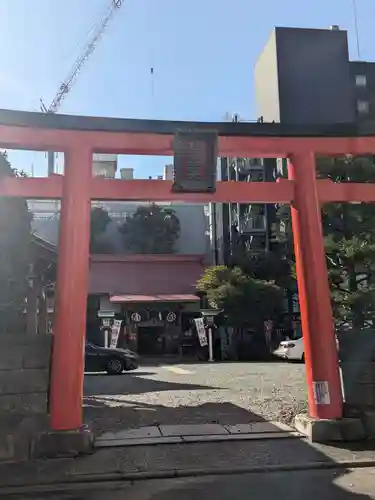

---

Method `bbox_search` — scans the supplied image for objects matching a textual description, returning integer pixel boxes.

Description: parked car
[273,337,304,362]
[274,334,340,363]
[85,342,139,374]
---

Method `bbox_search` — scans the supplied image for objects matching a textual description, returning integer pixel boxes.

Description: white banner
[194,318,207,347]
[110,320,122,349]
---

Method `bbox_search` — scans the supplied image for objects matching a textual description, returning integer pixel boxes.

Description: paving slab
[95,431,302,449]
[1,465,375,498]
[181,431,302,443]
[1,439,375,490]
[159,424,228,437]
[99,426,161,441]
[224,422,293,435]
[35,468,373,500]
[95,436,183,448]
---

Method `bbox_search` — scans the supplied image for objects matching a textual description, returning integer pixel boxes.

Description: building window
[46,296,54,313]
[357,100,370,114]
[355,74,367,87]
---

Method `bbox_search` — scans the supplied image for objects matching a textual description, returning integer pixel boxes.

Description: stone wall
[338,329,375,413]
[0,333,52,461]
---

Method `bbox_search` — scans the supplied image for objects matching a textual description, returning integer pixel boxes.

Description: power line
[352,0,361,59]
[148,0,156,117]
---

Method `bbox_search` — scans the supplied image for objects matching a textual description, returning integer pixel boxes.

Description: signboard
[194,318,207,347]
[313,381,330,405]
[172,130,217,193]
[110,319,122,349]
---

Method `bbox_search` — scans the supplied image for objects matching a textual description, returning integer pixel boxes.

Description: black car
[85,342,139,375]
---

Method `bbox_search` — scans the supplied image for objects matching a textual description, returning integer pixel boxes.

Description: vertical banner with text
[194,318,208,347]
[110,320,123,349]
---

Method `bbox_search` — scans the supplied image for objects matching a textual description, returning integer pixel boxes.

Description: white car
[274,337,304,362]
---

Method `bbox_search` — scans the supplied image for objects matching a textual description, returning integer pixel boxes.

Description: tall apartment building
[213,113,279,264]
[254,25,375,181]
[216,155,277,263]
[254,25,375,126]
[255,24,375,214]
[216,26,375,264]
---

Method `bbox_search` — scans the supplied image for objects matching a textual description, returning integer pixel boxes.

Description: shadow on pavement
[130,469,374,500]
[84,371,220,397]
[79,372,375,499]
[139,357,284,367]
[84,371,233,434]
[85,371,158,377]
[325,440,375,452]
[1,397,375,498]
[84,398,264,435]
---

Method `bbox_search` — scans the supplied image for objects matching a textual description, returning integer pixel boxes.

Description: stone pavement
[95,421,301,448]
[84,362,307,436]
[1,435,375,496]
[9,468,374,500]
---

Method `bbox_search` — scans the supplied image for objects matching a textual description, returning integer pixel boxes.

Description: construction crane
[40,0,123,175]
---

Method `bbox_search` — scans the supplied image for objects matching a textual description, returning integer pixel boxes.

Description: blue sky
[0,0,373,177]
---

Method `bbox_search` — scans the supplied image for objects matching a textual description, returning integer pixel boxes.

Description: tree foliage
[196,265,284,329]
[90,206,113,254]
[275,155,375,328]
[318,155,375,328]
[0,152,32,332]
[120,203,180,254]
[231,243,295,291]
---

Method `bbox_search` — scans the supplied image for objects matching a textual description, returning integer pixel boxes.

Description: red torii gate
[1,110,375,431]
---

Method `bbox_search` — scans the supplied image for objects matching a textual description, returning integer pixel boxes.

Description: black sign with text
[172,130,217,193]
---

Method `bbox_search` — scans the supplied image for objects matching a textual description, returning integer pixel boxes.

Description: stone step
[95,422,302,448]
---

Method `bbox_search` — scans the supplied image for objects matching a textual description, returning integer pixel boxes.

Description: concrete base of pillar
[31,426,94,459]
[0,415,49,462]
[294,412,375,443]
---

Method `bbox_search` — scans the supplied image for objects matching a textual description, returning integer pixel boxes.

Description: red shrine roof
[89,254,205,300]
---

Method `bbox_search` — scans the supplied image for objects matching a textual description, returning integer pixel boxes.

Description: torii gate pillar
[49,147,92,431]
[289,152,342,419]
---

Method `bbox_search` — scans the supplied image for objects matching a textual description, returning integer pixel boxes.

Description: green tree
[231,243,295,291]
[120,203,180,254]
[196,265,284,329]
[225,211,296,310]
[90,206,113,254]
[318,155,375,328]
[0,153,32,332]
[276,155,375,328]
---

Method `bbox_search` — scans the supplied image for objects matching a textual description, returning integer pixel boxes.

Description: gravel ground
[84,361,308,436]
